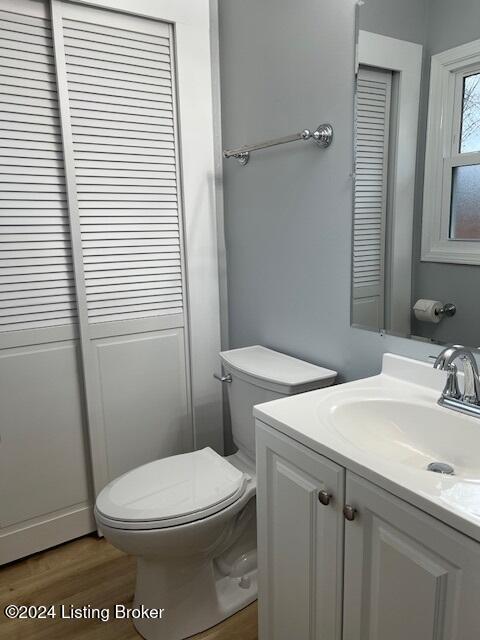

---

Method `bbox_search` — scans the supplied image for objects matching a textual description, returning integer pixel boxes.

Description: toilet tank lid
[220,346,337,393]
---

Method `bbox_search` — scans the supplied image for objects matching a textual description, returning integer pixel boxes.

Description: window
[450,72,480,239]
[422,39,480,264]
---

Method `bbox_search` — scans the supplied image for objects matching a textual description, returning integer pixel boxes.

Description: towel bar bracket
[313,123,334,148]
[232,152,250,166]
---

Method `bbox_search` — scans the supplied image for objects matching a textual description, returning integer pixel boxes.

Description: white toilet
[95,346,336,640]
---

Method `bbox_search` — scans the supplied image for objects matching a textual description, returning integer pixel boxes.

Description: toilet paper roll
[413,299,443,324]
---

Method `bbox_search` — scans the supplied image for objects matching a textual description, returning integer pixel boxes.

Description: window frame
[421,38,480,264]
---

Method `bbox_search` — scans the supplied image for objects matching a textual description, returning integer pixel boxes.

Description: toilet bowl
[95,346,336,640]
[96,448,257,640]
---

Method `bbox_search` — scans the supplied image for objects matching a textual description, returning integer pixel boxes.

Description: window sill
[421,238,480,265]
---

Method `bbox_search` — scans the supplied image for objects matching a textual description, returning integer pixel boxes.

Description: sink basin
[326,394,480,479]
[254,353,480,539]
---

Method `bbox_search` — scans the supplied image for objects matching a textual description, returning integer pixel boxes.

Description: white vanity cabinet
[256,421,480,640]
[256,423,345,640]
[343,474,480,640]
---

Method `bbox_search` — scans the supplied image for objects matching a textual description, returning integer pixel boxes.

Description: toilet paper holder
[436,303,456,318]
[413,299,457,324]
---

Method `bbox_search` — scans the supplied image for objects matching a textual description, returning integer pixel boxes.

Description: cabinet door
[343,473,480,640]
[256,421,345,640]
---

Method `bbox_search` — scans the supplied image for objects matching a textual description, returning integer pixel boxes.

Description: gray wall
[427,0,480,55]
[359,0,427,44]
[218,0,440,383]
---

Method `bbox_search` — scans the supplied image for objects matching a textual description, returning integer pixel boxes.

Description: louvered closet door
[51,1,192,488]
[0,0,93,565]
[352,66,392,330]
[0,0,76,331]
[60,9,182,323]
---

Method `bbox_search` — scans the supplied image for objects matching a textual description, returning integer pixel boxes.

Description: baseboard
[0,503,96,565]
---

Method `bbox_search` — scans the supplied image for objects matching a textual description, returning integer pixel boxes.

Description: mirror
[352,0,480,348]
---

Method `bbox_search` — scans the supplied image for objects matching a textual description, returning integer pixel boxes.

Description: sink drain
[427,462,455,475]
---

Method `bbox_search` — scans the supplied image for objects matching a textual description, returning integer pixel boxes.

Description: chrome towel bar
[223,123,333,166]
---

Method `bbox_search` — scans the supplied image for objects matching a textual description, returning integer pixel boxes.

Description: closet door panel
[352,67,392,330]
[0,342,90,529]
[58,3,184,326]
[51,0,192,492]
[0,0,76,333]
[0,0,93,565]
[94,328,191,479]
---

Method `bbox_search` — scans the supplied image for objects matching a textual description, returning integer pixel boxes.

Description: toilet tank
[220,346,337,461]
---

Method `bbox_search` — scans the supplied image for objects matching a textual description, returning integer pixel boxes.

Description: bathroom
[1,0,480,638]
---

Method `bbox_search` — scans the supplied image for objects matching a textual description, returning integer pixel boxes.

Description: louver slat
[0,5,76,333]
[62,15,183,323]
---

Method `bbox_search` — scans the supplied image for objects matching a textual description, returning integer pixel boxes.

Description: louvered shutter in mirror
[58,6,183,324]
[0,0,76,332]
[352,66,392,329]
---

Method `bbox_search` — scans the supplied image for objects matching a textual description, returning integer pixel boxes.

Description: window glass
[460,72,480,153]
[450,164,480,239]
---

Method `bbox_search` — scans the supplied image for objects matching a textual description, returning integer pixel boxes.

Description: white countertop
[254,353,480,543]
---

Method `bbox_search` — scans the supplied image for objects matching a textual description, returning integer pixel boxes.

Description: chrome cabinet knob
[343,505,357,521]
[318,489,331,506]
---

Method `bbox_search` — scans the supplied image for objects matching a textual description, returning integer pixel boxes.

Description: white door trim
[358,31,422,335]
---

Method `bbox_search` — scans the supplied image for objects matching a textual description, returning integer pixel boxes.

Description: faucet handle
[433,345,465,369]
[461,357,480,404]
[442,363,461,399]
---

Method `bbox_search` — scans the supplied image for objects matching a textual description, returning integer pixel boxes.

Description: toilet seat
[95,447,250,531]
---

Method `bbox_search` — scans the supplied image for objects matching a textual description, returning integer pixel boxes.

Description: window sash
[452,66,480,156]
[440,155,480,242]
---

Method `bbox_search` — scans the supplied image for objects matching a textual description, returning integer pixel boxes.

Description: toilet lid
[95,447,247,528]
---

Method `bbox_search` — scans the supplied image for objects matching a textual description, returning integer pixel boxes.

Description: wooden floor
[0,535,258,640]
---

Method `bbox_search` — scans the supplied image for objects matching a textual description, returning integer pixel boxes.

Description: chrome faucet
[433,346,480,417]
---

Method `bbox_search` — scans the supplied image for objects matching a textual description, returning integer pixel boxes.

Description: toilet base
[133,556,257,640]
